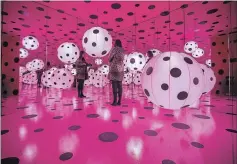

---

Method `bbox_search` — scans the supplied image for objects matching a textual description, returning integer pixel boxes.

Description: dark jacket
[75,57,91,80]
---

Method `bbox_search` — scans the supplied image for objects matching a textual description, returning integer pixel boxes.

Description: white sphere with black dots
[133,72,142,85]
[123,72,133,85]
[19,66,27,76]
[57,42,80,64]
[146,49,162,57]
[92,70,107,87]
[99,65,109,74]
[95,58,103,65]
[192,48,204,58]
[184,41,198,54]
[22,71,37,84]
[82,27,112,58]
[141,51,204,110]
[22,36,39,50]
[200,64,216,94]
[71,68,77,76]
[26,61,34,71]
[51,68,74,89]
[19,48,29,58]
[126,52,146,72]
[205,59,212,67]
[41,69,54,87]
[31,59,44,71]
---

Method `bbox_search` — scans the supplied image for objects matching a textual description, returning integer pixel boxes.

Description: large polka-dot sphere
[200,64,216,94]
[184,41,198,53]
[82,27,112,58]
[71,68,77,75]
[126,52,146,72]
[123,72,132,85]
[57,42,80,64]
[95,58,103,65]
[19,48,29,58]
[192,48,204,58]
[141,51,204,110]
[51,68,74,89]
[41,70,54,87]
[19,66,27,76]
[31,59,44,71]
[205,59,212,67]
[92,70,107,87]
[22,36,39,50]
[133,72,141,85]
[98,65,109,74]
[22,71,37,84]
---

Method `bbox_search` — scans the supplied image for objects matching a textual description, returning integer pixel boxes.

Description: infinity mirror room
[1,1,237,164]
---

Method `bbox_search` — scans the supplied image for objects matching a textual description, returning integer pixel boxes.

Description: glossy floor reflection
[1,84,237,164]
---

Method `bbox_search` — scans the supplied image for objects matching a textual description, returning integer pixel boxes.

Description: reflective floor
[1,84,237,164]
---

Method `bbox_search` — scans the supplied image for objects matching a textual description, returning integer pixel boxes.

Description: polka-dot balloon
[123,72,132,85]
[41,69,54,87]
[133,72,141,85]
[146,49,162,57]
[22,71,37,84]
[22,36,39,50]
[92,70,107,87]
[126,52,146,72]
[205,59,212,67]
[200,64,216,94]
[31,59,45,70]
[19,48,29,58]
[98,65,109,74]
[141,51,204,110]
[19,66,27,76]
[184,41,198,53]
[51,68,74,89]
[71,68,77,75]
[192,48,205,58]
[95,58,103,65]
[57,42,80,64]
[82,27,112,58]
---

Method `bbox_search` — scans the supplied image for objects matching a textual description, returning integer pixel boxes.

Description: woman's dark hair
[114,39,122,48]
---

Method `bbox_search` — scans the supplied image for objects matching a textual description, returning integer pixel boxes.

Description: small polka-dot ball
[31,59,44,70]
[51,68,74,89]
[98,65,109,74]
[22,36,39,50]
[200,64,216,94]
[133,72,141,85]
[146,49,162,57]
[92,70,107,87]
[22,71,37,84]
[41,69,54,87]
[126,52,146,72]
[82,27,112,58]
[192,48,204,58]
[205,59,212,67]
[19,48,29,58]
[95,58,103,65]
[71,68,77,75]
[141,51,204,110]
[26,61,34,71]
[57,42,80,64]
[123,72,133,85]
[184,41,198,53]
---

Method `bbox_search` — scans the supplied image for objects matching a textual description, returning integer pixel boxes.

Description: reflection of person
[108,39,124,106]
[76,51,92,98]
[36,69,43,88]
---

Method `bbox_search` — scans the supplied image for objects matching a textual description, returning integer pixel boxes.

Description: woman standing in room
[75,51,92,98]
[108,39,124,106]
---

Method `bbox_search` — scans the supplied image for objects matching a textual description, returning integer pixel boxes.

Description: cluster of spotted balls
[184,41,204,58]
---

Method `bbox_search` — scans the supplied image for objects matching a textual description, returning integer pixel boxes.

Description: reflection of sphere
[133,73,141,85]
[200,64,216,94]
[98,65,109,74]
[205,59,212,67]
[31,59,44,71]
[126,52,146,71]
[57,42,79,64]
[92,70,107,87]
[51,68,74,89]
[184,41,198,53]
[22,71,37,84]
[192,48,204,58]
[20,66,27,76]
[126,137,143,160]
[82,27,112,58]
[141,51,204,110]
[22,36,39,50]
[95,58,103,65]
[19,48,29,58]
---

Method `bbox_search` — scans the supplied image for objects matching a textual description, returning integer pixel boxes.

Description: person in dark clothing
[75,51,92,98]
[108,40,124,106]
[36,69,44,87]
[146,50,154,64]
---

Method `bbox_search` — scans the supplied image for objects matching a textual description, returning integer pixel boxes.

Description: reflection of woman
[76,51,92,98]
[36,69,44,88]
[108,40,124,106]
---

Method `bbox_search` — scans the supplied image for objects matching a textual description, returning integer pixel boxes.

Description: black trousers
[78,79,85,96]
[111,80,122,102]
